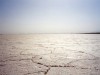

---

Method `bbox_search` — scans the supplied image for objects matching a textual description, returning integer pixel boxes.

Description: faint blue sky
[0,0,100,33]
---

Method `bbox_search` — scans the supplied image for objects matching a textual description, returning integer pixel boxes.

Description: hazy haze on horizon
[0,0,100,33]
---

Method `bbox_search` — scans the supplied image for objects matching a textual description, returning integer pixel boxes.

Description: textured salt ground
[0,34,100,75]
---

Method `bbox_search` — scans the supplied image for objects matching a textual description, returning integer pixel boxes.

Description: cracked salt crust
[0,34,100,75]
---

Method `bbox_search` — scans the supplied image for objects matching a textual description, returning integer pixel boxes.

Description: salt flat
[0,34,100,75]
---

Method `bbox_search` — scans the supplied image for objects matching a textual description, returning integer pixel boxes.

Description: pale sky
[0,0,100,33]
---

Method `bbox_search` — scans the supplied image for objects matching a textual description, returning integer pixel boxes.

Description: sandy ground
[0,34,100,75]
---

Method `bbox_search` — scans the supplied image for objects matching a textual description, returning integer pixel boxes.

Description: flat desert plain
[0,34,100,75]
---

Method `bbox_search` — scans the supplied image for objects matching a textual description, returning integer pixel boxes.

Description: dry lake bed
[0,34,100,75]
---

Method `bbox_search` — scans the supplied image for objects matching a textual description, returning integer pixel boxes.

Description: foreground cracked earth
[0,34,100,75]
